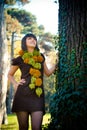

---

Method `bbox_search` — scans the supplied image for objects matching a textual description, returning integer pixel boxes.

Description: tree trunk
[47,0,87,130]
[0,1,9,125]
[58,0,87,129]
[58,0,87,89]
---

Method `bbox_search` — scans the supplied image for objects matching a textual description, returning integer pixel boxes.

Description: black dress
[11,54,45,114]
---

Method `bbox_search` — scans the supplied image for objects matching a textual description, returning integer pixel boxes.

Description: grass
[0,113,51,130]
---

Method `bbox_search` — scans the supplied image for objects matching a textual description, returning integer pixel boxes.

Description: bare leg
[31,111,43,130]
[16,111,29,130]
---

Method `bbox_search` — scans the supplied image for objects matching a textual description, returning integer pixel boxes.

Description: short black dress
[11,54,45,114]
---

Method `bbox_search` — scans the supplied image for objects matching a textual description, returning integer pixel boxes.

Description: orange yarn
[29,68,41,78]
[35,78,42,86]
[33,56,38,62]
[29,68,35,75]
[37,55,44,62]
[24,58,29,63]
[19,50,24,56]
[34,69,41,78]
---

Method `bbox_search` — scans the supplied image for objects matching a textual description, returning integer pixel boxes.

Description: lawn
[0,113,51,130]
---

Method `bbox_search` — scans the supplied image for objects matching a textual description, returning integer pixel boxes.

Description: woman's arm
[8,66,25,91]
[8,66,19,87]
[44,61,57,77]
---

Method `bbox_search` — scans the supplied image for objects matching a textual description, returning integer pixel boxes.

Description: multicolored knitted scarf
[19,49,44,97]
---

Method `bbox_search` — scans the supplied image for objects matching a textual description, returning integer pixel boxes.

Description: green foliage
[3,0,30,5]
[82,42,87,70]
[6,8,39,35]
[38,25,45,36]
[6,8,57,41]
[6,8,46,35]
[44,74,56,112]
[41,43,53,52]
[43,33,87,130]
[4,0,16,5]
[44,43,87,129]
[4,0,30,5]
[7,8,36,26]
[5,12,23,36]
[46,85,87,130]
[38,33,57,51]
[54,35,59,50]
[43,11,87,129]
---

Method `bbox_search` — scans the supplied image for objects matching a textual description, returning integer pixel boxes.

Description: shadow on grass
[1,124,17,130]
[1,114,18,130]
[1,123,18,130]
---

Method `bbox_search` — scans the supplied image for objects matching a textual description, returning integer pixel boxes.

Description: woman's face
[26,37,37,49]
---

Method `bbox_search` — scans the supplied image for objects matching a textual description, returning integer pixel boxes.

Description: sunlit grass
[0,113,51,130]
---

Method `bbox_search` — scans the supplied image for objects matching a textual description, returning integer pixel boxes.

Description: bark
[58,0,87,89]
[48,1,87,129]
[0,1,9,125]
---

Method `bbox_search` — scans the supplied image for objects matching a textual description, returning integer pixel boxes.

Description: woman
[8,33,57,130]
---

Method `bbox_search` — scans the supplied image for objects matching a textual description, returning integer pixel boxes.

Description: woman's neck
[27,47,34,53]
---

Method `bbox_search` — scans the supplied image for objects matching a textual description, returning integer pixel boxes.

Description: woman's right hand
[14,79,26,92]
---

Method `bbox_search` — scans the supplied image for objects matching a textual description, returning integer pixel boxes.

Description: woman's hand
[14,79,26,92]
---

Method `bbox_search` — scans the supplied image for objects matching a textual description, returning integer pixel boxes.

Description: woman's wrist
[13,82,18,88]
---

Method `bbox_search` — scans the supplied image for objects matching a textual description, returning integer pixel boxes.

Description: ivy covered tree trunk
[47,0,87,130]
[0,1,8,125]
[58,0,87,90]
[57,0,87,129]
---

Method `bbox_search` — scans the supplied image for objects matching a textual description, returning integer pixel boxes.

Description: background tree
[5,12,23,114]
[0,0,30,125]
[5,12,23,56]
[38,33,57,55]
[0,1,8,125]
[38,25,45,37]
[6,8,40,35]
[46,0,87,130]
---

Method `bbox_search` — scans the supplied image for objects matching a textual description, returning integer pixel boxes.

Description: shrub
[44,85,87,130]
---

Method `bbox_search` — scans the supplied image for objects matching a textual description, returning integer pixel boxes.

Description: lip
[29,42,36,46]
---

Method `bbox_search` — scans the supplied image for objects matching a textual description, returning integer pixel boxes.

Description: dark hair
[21,33,39,51]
